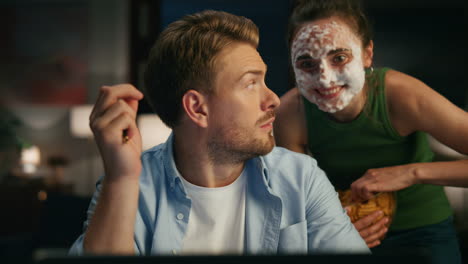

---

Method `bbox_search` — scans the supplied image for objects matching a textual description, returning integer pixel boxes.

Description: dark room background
[0,0,467,262]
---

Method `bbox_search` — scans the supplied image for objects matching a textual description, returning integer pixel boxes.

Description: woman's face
[291,17,368,113]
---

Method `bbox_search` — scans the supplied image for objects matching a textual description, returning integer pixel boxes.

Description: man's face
[206,42,280,164]
[291,17,366,113]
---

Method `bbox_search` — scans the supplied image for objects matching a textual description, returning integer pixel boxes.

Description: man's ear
[182,89,208,128]
[363,40,374,68]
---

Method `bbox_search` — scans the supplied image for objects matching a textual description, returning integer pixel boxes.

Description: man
[69,10,369,255]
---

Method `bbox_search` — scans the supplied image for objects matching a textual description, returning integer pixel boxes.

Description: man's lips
[257,111,275,127]
[260,117,275,129]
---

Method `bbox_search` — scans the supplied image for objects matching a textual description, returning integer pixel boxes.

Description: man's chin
[257,137,275,156]
[240,138,274,158]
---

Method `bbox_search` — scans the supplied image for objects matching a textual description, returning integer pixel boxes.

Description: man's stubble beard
[207,125,275,165]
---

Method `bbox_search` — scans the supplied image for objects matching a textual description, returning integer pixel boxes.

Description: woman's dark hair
[287,0,373,48]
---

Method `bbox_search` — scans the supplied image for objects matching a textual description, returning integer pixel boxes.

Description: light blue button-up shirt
[70,134,369,255]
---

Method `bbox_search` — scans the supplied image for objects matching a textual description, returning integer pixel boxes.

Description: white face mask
[291,20,366,113]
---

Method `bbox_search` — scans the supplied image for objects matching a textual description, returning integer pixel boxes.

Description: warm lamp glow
[137,114,172,151]
[21,145,41,174]
[70,105,94,138]
[9,106,68,130]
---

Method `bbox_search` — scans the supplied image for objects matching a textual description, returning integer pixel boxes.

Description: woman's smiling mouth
[315,85,345,99]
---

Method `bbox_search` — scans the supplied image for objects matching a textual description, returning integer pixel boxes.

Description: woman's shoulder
[279,87,302,107]
[383,68,437,136]
[275,88,308,151]
[276,88,304,125]
[384,69,425,94]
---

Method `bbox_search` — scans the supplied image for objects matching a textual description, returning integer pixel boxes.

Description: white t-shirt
[180,171,246,255]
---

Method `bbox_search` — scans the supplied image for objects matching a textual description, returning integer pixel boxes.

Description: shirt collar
[161,132,272,191]
[250,155,272,187]
[162,133,184,192]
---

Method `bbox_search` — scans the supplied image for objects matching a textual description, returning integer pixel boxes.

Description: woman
[274,0,468,262]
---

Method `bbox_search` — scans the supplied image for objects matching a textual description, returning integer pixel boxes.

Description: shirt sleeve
[67,177,143,256]
[68,177,103,256]
[305,164,371,254]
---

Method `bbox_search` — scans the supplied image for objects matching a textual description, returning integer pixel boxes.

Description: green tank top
[303,67,452,230]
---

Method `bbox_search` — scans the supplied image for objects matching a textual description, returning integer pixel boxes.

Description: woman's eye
[247,81,255,89]
[296,60,318,72]
[332,54,348,64]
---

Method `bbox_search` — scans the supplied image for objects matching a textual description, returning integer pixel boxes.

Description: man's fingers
[98,85,143,115]
[363,227,386,248]
[360,218,388,242]
[344,206,351,214]
[353,210,383,230]
[102,112,138,145]
[90,86,107,122]
[102,84,144,99]
[354,215,389,249]
[370,216,389,232]
[367,240,381,248]
[91,99,137,133]
[125,98,140,113]
[91,85,143,121]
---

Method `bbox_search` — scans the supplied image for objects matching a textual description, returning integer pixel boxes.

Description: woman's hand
[350,164,418,202]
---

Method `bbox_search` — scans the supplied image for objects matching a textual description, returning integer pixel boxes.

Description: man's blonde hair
[144,10,259,128]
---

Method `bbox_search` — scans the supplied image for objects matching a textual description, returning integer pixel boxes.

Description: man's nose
[261,84,280,111]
